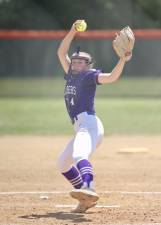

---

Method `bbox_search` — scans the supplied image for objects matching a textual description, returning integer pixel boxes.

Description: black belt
[71,111,95,124]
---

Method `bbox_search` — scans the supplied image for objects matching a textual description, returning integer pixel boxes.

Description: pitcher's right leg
[57,138,83,189]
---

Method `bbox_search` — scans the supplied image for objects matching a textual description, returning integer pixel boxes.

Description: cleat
[71,200,97,213]
[70,188,99,203]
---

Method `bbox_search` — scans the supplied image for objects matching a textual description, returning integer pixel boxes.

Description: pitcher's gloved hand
[113,26,135,61]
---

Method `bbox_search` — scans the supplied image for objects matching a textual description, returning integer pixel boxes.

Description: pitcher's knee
[97,128,104,145]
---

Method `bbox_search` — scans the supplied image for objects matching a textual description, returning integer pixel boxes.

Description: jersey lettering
[64,69,101,120]
[64,85,76,96]
[70,97,74,106]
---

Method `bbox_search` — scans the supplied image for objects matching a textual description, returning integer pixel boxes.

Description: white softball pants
[57,112,104,173]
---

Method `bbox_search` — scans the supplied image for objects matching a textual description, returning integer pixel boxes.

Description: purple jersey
[64,69,101,120]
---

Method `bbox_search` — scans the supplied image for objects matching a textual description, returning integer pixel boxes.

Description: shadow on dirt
[20,211,93,223]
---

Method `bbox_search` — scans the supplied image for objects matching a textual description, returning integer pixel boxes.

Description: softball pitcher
[57,20,135,213]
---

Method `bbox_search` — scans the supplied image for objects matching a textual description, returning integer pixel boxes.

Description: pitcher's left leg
[72,130,95,188]
[70,130,98,212]
[73,116,104,189]
[70,116,104,212]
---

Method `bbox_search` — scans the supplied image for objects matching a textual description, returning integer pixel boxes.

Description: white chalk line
[54,204,120,208]
[0,191,161,195]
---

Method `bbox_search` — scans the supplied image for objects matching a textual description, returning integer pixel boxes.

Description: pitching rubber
[70,189,99,202]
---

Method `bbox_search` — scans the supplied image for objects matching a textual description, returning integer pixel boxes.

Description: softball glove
[113,26,135,61]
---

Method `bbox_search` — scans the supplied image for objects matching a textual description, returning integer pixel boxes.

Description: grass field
[0,97,161,135]
[0,77,161,135]
[0,76,161,98]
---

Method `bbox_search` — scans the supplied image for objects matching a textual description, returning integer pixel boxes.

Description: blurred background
[0,0,161,135]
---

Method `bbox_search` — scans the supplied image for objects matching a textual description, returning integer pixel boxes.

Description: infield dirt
[0,135,161,225]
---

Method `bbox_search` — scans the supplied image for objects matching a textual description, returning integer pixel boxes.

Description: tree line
[0,0,161,29]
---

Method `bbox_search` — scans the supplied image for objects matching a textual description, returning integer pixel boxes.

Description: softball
[75,20,87,32]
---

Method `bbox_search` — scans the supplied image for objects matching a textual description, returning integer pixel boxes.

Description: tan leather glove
[113,26,135,61]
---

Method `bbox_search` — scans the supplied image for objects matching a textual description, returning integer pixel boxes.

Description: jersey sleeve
[64,73,70,80]
[64,75,67,80]
[64,67,71,80]
[83,69,102,86]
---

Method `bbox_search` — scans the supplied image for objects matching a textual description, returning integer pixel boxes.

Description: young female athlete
[57,20,132,213]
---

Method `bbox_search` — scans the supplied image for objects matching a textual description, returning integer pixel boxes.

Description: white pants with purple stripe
[57,112,104,173]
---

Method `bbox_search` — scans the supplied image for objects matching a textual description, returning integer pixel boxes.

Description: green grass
[0,77,161,98]
[0,77,160,135]
[0,98,161,135]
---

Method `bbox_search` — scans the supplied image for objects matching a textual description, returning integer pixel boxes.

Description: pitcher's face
[71,58,89,74]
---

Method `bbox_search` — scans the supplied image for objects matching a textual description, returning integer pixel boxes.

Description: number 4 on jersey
[70,97,74,106]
